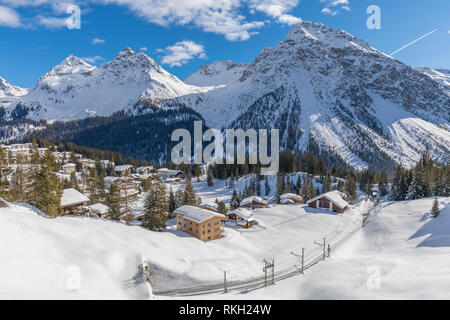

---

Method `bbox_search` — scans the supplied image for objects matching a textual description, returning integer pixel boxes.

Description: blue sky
[0,0,449,88]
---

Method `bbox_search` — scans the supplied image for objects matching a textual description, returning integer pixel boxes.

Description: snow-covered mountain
[182,22,450,169]
[415,67,450,90]
[0,22,448,169]
[0,76,27,98]
[1,48,210,120]
[184,61,248,86]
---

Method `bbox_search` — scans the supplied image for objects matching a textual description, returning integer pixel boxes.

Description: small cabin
[115,165,133,176]
[62,163,76,174]
[280,193,304,204]
[240,196,268,210]
[87,203,109,218]
[61,188,89,215]
[306,191,349,213]
[227,208,255,229]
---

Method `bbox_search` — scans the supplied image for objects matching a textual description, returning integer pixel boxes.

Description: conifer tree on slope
[207,167,214,187]
[0,145,12,199]
[183,178,197,206]
[168,186,176,218]
[216,200,228,215]
[230,189,241,209]
[431,198,440,218]
[107,183,122,220]
[31,150,63,217]
[143,178,168,231]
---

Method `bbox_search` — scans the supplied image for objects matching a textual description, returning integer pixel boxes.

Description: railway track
[154,201,375,297]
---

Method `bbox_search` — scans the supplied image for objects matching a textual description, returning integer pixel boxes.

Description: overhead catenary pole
[315,237,326,260]
[291,248,306,274]
[224,270,227,293]
[271,259,275,285]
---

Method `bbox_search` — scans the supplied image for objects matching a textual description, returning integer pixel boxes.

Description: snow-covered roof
[280,193,304,201]
[229,208,253,220]
[104,176,118,183]
[61,188,89,207]
[137,166,153,170]
[115,165,132,171]
[306,191,349,209]
[199,204,219,212]
[87,203,109,214]
[62,163,76,168]
[157,168,169,172]
[175,205,224,223]
[240,196,267,206]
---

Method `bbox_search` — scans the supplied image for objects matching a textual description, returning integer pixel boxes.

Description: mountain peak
[0,76,27,97]
[115,47,137,58]
[41,55,95,80]
[285,21,372,51]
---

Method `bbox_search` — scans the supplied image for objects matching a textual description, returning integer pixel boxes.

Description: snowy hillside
[197,197,450,299]
[184,61,248,87]
[1,48,210,121]
[182,22,450,169]
[0,174,365,299]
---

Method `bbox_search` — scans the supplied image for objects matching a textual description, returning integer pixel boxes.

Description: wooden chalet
[306,191,349,213]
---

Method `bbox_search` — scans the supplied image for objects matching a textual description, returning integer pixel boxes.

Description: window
[202,231,205,234]
[208,229,211,233]
[208,223,211,227]
[208,236,211,240]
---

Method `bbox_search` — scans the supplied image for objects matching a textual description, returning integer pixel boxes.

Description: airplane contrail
[389,29,439,56]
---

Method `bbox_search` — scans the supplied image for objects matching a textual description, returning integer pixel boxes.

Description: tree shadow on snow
[408,200,450,248]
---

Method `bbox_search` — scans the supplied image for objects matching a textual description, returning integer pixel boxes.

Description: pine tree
[283,175,291,194]
[70,171,80,191]
[264,175,270,197]
[256,173,261,197]
[142,178,168,230]
[175,188,185,209]
[107,183,122,220]
[183,178,197,206]
[217,200,228,215]
[168,186,176,217]
[275,173,283,203]
[345,175,356,202]
[230,189,241,209]
[207,167,214,187]
[431,198,440,218]
[322,174,331,194]
[87,168,100,204]
[0,145,12,199]
[30,150,63,217]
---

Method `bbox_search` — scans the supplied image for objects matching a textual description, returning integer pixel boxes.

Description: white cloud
[81,55,104,64]
[320,0,350,16]
[139,47,148,51]
[92,38,105,45]
[159,40,207,67]
[248,0,302,26]
[36,15,68,29]
[321,8,337,16]
[0,5,21,27]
